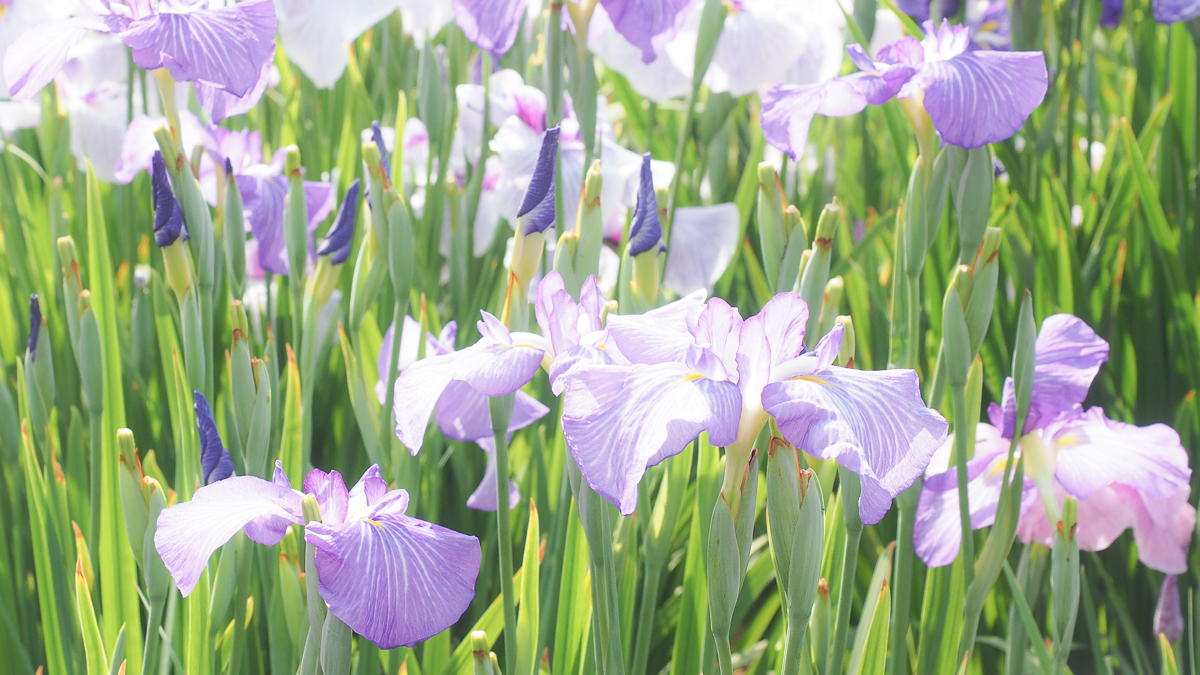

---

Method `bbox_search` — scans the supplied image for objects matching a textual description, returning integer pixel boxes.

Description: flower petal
[194,49,273,123]
[1155,575,1184,642]
[392,340,544,453]
[663,203,740,297]
[915,48,1047,149]
[587,4,690,102]
[277,0,398,89]
[761,80,867,162]
[306,508,481,649]
[1128,485,1195,575]
[562,361,741,515]
[155,476,303,596]
[597,0,694,63]
[605,290,708,365]
[466,439,521,511]
[1051,407,1190,501]
[4,16,113,100]
[764,365,948,524]
[1153,0,1200,23]
[453,0,527,58]
[195,391,234,485]
[304,468,350,526]
[435,382,549,442]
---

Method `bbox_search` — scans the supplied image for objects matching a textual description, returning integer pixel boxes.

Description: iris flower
[234,148,336,276]
[560,292,948,520]
[377,316,549,507]
[762,19,1047,159]
[4,0,277,120]
[913,314,1195,573]
[155,461,481,648]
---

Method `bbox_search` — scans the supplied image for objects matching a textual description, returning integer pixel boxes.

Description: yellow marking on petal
[364,519,385,529]
[979,21,999,31]
[682,372,704,382]
[788,375,838,390]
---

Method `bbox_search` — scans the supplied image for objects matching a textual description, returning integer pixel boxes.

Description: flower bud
[1155,575,1184,643]
[224,158,247,300]
[573,160,604,284]
[321,614,353,675]
[284,145,308,280]
[835,316,855,368]
[117,429,149,566]
[317,179,360,266]
[24,295,55,441]
[302,494,322,525]
[756,162,787,291]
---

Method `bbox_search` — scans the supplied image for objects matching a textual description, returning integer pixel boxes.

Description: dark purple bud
[627,153,661,257]
[1100,0,1122,27]
[152,151,189,247]
[372,121,391,183]
[224,157,235,178]
[28,294,41,359]
[517,126,560,235]
[194,391,234,485]
[317,179,360,265]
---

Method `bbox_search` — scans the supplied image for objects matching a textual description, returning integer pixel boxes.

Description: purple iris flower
[316,179,359,264]
[4,0,277,118]
[966,0,1009,50]
[452,0,527,58]
[560,292,948,520]
[154,461,481,649]
[897,0,962,21]
[626,153,661,257]
[234,148,335,276]
[152,150,188,247]
[913,314,1195,573]
[194,391,234,485]
[761,19,1047,159]
[1153,0,1200,22]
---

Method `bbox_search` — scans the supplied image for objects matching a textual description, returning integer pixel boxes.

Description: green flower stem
[950,383,976,590]
[828,467,862,675]
[489,393,518,675]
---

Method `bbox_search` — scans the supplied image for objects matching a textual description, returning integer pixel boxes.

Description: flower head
[194,391,233,486]
[235,148,335,276]
[155,462,481,649]
[914,314,1195,573]
[152,150,188,247]
[626,153,661,257]
[516,125,560,235]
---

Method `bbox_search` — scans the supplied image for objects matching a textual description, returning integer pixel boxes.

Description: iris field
[0,0,1198,673]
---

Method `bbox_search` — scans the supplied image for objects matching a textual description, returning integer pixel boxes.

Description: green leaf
[552,500,592,675]
[279,346,304,487]
[856,581,891,675]
[515,500,540,675]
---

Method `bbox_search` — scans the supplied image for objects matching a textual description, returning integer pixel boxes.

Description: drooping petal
[994,313,1110,436]
[120,0,277,97]
[1016,481,1134,558]
[764,365,948,524]
[194,391,234,485]
[466,438,521,511]
[703,0,820,97]
[914,48,1047,149]
[277,0,398,89]
[1126,485,1195,574]
[453,0,527,58]
[306,499,482,649]
[1153,0,1200,23]
[663,203,740,297]
[194,50,273,122]
[1050,407,1190,501]
[374,316,424,403]
[761,80,868,162]
[597,0,694,63]
[561,361,741,515]
[434,383,549,442]
[4,15,114,100]
[155,476,304,596]
[392,335,544,453]
[397,0,456,46]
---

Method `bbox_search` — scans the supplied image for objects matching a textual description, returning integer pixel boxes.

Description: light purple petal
[154,476,303,596]
[435,383,549,442]
[306,498,481,649]
[597,0,694,63]
[1050,407,1190,501]
[194,48,273,122]
[663,203,740,297]
[561,361,741,515]
[735,293,808,406]
[303,468,350,526]
[549,345,615,396]
[347,465,390,516]
[113,110,208,184]
[604,290,708,365]
[466,441,521,511]
[1127,485,1195,574]
[587,4,690,102]
[4,16,114,100]
[277,0,399,88]
[995,313,1110,436]
[764,365,949,524]
[392,339,544,453]
[915,49,1047,149]
[120,0,277,97]
[761,80,867,162]
[1153,0,1200,22]
[1016,481,1132,556]
[913,424,1036,567]
[375,316,424,403]
[453,0,527,58]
